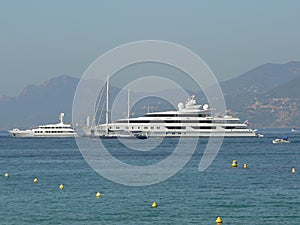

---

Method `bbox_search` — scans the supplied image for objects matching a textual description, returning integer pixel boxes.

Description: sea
[0,129,299,225]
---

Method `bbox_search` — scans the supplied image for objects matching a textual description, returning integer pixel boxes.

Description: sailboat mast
[128,88,130,118]
[127,88,130,131]
[105,75,109,134]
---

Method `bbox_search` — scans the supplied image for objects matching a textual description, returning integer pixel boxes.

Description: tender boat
[272,136,289,144]
[257,133,264,138]
[9,113,78,138]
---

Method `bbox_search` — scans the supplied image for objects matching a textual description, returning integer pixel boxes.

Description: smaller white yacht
[9,113,78,138]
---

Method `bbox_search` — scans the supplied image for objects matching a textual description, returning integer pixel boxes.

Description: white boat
[291,128,298,132]
[9,113,78,138]
[84,75,257,138]
[88,77,256,138]
[257,133,264,138]
[272,137,289,144]
[91,98,256,138]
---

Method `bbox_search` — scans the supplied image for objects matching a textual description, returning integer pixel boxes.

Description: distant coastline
[1,61,300,129]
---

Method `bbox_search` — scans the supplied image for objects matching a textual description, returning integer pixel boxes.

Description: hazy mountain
[1,61,300,130]
[222,61,300,95]
[265,76,300,98]
[242,76,300,128]
[0,75,79,129]
[221,61,300,127]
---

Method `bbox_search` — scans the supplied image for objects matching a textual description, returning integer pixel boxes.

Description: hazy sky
[1,0,300,96]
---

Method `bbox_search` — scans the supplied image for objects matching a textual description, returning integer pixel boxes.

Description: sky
[0,0,300,96]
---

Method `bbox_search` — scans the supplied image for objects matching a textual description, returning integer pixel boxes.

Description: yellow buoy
[34,178,39,183]
[292,167,296,173]
[216,216,223,223]
[59,184,65,190]
[152,201,158,208]
[232,160,238,167]
[96,192,101,198]
[4,172,9,177]
[243,163,247,169]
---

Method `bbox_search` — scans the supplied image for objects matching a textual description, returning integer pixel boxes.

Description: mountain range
[1,61,300,130]
[222,61,300,127]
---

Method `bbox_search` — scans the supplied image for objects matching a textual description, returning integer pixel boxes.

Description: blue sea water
[0,129,299,224]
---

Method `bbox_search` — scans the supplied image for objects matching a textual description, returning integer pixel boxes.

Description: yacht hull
[92,130,256,138]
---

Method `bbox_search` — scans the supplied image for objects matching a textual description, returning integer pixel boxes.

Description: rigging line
[92,83,105,127]
[97,96,106,127]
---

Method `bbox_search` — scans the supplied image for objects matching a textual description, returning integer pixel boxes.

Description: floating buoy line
[1,161,298,224]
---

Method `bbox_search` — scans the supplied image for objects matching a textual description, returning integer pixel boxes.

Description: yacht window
[166,126,186,129]
[145,114,177,117]
[164,120,181,123]
[223,126,235,129]
[191,126,216,129]
[128,120,151,123]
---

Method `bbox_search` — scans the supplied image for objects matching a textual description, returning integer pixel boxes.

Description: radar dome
[178,102,184,110]
[203,104,209,110]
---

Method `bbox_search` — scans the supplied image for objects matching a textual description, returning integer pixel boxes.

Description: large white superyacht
[9,113,78,138]
[91,95,257,138]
